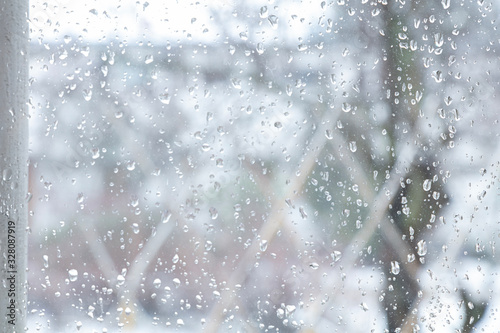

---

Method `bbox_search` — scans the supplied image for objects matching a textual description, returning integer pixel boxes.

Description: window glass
[28,0,499,332]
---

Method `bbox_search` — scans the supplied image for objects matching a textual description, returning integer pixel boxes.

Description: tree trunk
[0,1,29,332]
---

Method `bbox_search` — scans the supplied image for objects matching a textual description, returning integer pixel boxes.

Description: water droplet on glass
[173,278,181,287]
[260,240,268,252]
[161,209,172,223]
[132,223,139,234]
[43,255,49,268]
[349,141,357,152]
[299,206,308,219]
[231,78,241,89]
[325,129,333,140]
[268,15,278,29]
[432,70,443,83]
[285,305,296,316]
[309,262,319,270]
[256,43,265,55]
[144,54,154,64]
[68,269,78,282]
[441,0,451,9]
[83,89,92,101]
[159,93,171,104]
[391,261,400,275]
[2,168,12,181]
[153,278,161,289]
[209,207,218,219]
[91,148,100,159]
[239,32,248,41]
[126,161,136,171]
[342,102,352,113]
[259,6,268,18]
[423,179,432,191]
[116,274,125,286]
[417,240,427,256]
[434,33,444,47]
[410,39,418,51]
[76,321,83,331]
[444,96,452,106]
[331,250,342,262]
[415,90,423,102]
[101,65,108,77]
[172,253,179,264]
[432,191,440,200]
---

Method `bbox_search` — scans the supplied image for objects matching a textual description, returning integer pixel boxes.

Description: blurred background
[27,0,500,332]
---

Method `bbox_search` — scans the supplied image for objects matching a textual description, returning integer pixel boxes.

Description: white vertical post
[0,1,29,332]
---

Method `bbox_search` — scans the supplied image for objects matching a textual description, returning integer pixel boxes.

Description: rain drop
[83,89,92,101]
[259,6,268,18]
[68,269,78,282]
[209,207,218,219]
[268,15,278,29]
[299,206,308,219]
[309,262,319,270]
[172,254,179,263]
[231,78,241,89]
[259,240,268,252]
[159,93,171,104]
[342,102,352,112]
[161,209,172,223]
[285,305,296,316]
[126,161,136,171]
[144,55,154,64]
[297,44,307,52]
[432,70,443,83]
[417,240,427,256]
[441,0,451,9]
[116,274,125,286]
[391,261,400,275]
[423,179,432,191]
[91,148,100,159]
[256,43,265,55]
[2,168,12,181]
[349,141,357,152]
